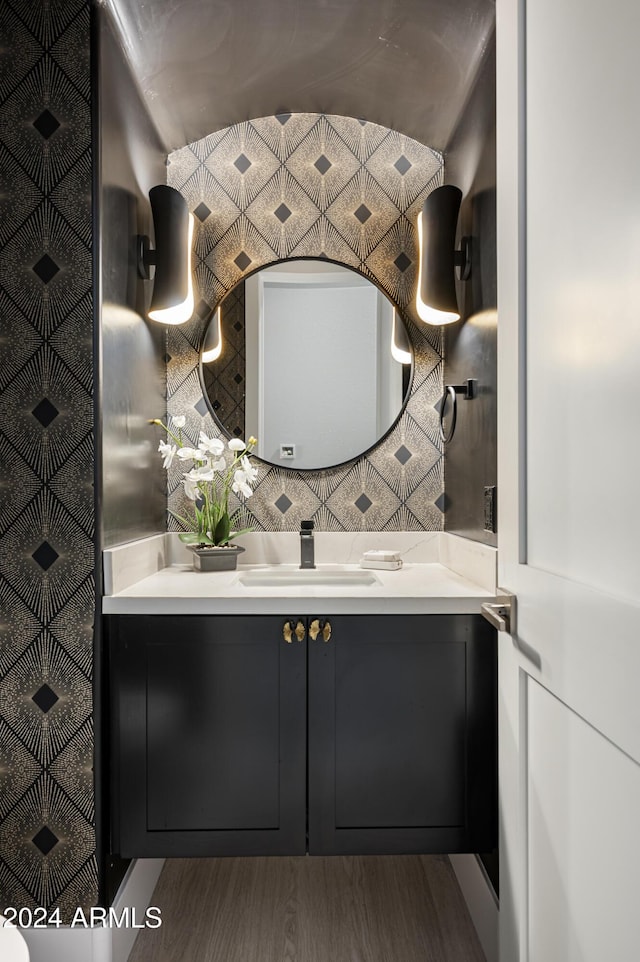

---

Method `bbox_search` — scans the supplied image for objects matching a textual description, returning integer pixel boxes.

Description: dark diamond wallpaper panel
[0,0,96,918]
[166,115,445,531]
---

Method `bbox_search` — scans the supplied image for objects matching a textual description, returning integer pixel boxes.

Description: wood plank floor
[129,855,485,962]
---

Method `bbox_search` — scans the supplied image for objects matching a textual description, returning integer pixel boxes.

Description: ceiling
[102,0,495,154]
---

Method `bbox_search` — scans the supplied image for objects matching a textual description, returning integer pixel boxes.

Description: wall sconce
[391,310,412,364]
[202,307,222,363]
[416,184,471,325]
[137,185,195,325]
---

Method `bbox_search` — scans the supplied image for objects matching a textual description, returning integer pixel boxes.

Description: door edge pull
[481,588,517,634]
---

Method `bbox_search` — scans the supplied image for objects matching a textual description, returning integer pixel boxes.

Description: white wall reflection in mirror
[200,259,412,470]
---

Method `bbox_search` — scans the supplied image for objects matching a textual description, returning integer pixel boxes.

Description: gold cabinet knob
[283,620,306,643]
[309,619,332,642]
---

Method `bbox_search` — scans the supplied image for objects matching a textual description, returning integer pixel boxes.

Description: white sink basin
[237,567,380,587]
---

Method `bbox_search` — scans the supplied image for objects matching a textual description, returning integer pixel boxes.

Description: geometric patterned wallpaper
[0,0,97,919]
[166,114,446,533]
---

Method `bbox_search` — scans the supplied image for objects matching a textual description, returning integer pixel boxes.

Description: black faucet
[300,520,315,569]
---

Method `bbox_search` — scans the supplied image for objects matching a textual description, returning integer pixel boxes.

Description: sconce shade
[416,185,467,325]
[391,310,412,364]
[145,185,195,325]
[202,307,222,363]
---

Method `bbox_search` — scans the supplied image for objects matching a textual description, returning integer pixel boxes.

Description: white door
[496,0,640,959]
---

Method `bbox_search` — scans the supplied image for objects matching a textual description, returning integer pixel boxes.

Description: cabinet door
[109,615,306,857]
[308,614,496,855]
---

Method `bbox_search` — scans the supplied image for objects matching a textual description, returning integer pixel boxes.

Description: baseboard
[20,859,165,962]
[21,924,111,962]
[111,859,165,962]
[449,854,499,962]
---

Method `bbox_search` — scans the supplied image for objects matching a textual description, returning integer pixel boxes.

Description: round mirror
[199,258,413,470]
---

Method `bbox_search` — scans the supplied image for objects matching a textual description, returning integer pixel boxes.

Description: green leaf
[178,532,199,544]
[179,532,214,545]
[169,510,195,530]
[213,513,230,545]
[178,531,200,544]
[228,527,253,541]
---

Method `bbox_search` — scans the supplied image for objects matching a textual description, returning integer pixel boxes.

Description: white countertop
[102,559,494,615]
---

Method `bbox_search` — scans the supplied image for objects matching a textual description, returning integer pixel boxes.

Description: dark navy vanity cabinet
[107,614,496,858]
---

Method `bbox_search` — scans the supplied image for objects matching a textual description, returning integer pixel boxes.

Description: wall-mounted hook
[439,378,478,443]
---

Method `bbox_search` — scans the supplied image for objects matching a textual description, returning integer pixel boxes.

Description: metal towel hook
[439,378,478,444]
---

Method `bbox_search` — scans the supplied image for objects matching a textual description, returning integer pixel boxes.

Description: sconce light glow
[138,185,195,326]
[391,310,412,364]
[416,210,460,325]
[148,212,195,325]
[202,307,223,363]
[415,185,471,326]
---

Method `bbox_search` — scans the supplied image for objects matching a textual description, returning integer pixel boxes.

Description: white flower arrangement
[151,415,258,547]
